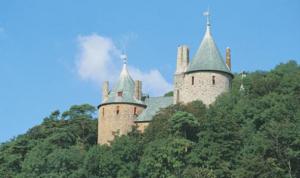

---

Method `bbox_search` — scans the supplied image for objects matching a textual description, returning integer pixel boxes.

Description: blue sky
[0,0,299,143]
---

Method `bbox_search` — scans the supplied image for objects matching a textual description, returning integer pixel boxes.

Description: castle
[98,13,233,144]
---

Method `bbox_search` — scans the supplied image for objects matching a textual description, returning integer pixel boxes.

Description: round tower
[98,55,146,145]
[174,11,233,106]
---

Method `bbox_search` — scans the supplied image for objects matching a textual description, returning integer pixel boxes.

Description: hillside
[1,61,300,178]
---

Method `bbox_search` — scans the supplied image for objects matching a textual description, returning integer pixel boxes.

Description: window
[134,107,137,115]
[192,76,194,85]
[117,91,123,97]
[212,76,216,85]
[116,106,120,115]
[102,108,105,116]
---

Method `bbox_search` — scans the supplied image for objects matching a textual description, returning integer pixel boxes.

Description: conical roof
[103,60,144,105]
[186,21,232,76]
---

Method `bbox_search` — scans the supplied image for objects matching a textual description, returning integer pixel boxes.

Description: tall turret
[174,10,233,105]
[176,45,189,74]
[174,45,189,104]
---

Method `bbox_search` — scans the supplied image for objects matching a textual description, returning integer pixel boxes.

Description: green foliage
[169,111,200,141]
[139,138,193,178]
[0,61,300,178]
[182,167,216,178]
[164,91,174,97]
[0,104,97,178]
[83,145,117,178]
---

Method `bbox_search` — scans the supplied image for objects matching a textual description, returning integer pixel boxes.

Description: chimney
[176,45,189,74]
[226,47,231,70]
[182,45,189,71]
[176,46,183,74]
[102,81,109,102]
[134,80,142,100]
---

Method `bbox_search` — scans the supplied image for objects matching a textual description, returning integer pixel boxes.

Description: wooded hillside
[1,61,299,178]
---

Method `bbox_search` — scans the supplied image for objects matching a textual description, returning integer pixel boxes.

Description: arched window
[134,107,137,115]
[116,106,120,115]
[102,107,105,116]
[212,76,216,85]
[192,76,194,85]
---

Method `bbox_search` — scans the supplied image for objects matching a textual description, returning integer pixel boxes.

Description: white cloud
[129,67,173,96]
[75,34,172,96]
[76,34,121,83]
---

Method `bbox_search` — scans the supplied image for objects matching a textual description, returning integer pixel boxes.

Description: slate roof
[186,24,232,76]
[135,96,173,122]
[102,63,144,105]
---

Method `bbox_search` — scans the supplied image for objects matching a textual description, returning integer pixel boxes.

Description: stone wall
[176,45,189,74]
[135,122,150,133]
[98,104,145,144]
[178,71,232,105]
[174,73,185,104]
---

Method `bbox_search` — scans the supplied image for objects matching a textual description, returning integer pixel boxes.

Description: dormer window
[117,91,123,97]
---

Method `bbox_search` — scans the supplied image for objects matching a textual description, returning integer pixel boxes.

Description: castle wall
[179,71,232,105]
[98,104,145,145]
[174,73,185,104]
[135,122,149,133]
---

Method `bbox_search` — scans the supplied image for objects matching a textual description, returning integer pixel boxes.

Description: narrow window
[117,91,123,97]
[192,76,194,85]
[176,90,180,103]
[116,106,120,115]
[212,76,216,85]
[134,107,137,115]
[102,107,105,116]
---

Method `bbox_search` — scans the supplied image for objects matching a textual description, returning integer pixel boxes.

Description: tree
[169,111,200,141]
[139,138,192,178]
[82,145,117,178]
[164,91,174,97]
[182,167,217,178]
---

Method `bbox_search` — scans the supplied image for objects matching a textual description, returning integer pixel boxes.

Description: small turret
[176,45,189,74]
[98,54,146,145]
[226,47,231,70]
[102,81,109,102]
[134,80,142,100]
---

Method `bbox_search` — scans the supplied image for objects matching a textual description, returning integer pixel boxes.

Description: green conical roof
[103,62,144,105]
[186,23,232,76]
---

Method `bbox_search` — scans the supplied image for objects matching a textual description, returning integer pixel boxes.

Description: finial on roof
[120,53,128,65]
[120,53,129,77]
[203,8,211,32]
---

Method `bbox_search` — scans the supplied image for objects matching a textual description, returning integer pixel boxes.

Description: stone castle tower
[98,12,233,144]
[98,56,146,144]
[174,13,233,105]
